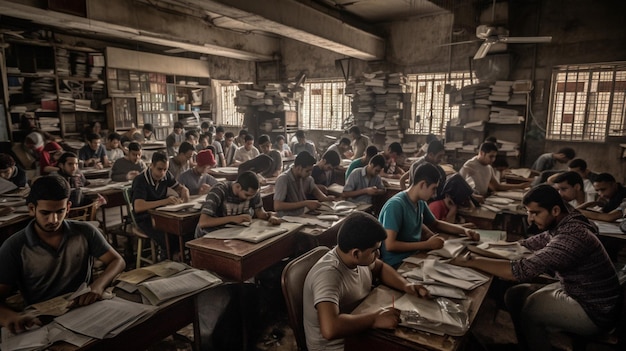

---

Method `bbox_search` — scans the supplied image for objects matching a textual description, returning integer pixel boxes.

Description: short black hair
[225,132,235,139]
[337,212,387,253]
[86,133,101,142]
[553,171,584,189]
[348,126,361,136]
[275,135,285,142]
[27,175,71,206]
[216,126,225,133]
[258,134,271,145]
[492,156,509,169]
[322,150,340,167]
[185,130,199,140]
[479,142,498,153]
[236,171,260,191]
[594,173,616,184]
[427,140,445,155]
[557,147,576,160]
[198,133,209,141]
[338,137,351,146]
[523,184,567,212]
[294,151,316,167]
[238,129,248,137]
[178,141,195,154]
[365,145,378,158]
[412,162,442,186]
[295,130,305,139]
[128,142,142,152]
[0,153,16,170]
[108,132,121,141]
[485,136,497,143]
[369,154,385,168]
[174,121,184,129]
[143,123,154,132]
[152,151,168,165]
[426,134,438,143]
[388,142,403,155]
[244,134,254,142]
[57,152,78,165]
[568,158,587,171]
[201,122,210,129]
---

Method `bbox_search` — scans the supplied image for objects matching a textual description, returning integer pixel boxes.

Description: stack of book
[235,82,302,114]
[56,48,70,76]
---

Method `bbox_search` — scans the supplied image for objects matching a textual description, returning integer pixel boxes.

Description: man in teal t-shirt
[378,163,480,267]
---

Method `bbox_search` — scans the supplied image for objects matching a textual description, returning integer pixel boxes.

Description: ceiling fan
[471,24,552,60]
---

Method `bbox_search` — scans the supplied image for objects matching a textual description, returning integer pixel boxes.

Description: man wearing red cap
[40,141,63,175]
[178,149,219,196]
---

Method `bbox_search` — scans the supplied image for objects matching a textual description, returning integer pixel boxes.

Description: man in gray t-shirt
[343,154,386,204]
[274,152,334,217]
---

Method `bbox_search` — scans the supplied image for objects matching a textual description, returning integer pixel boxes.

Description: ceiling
[0,0,484,61]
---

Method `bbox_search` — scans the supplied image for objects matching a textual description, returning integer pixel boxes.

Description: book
[1,323,92,351]
[137,269,222,306]
[318,200,357,214]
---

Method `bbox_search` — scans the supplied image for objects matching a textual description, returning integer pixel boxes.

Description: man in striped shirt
[451,184,621,351]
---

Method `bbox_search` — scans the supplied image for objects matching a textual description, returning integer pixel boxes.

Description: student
[531,147,575,172]
[303,211,429,351]
[378,163,479,267]
[415,133,437,158]
[178,149,218,196]
[223,132,238,166]
[168,141,195,180]
[345,145,378,180]
[275,135,292,157]
[111,142,146,182]
[257,134,283,178]
[577,173,626,222]
[0,154,27,188]
[197,133,209,152]
[311,150,341,193]
[79,133,110,168]
[380,142,404,179]
[348,126,370,160]
[120,127,142,146]
[399,140,446,191]
[233,134,260,165]
[553,171,589,207]
[214,126,225,148]
[0,175,125,334]
[327,137,353,159]
[451,185,621,351]
[132,152,190,257]
[459,142,530,198]
[234,129,248,147]
[428,174,475,225]
[53,152,91,206]
[185,129,199,149]
[200,121,211,135]
[195,170,280,237]
[84,121,106,140]
[141,123,154,142]
[274,151,335,217]
[291,130,317,159]
[105,132,124,162]
[166,121,185,157]
[343,154,386,204]
[566,158,598,201]
[210,129,226,167]
[40,141,63,175]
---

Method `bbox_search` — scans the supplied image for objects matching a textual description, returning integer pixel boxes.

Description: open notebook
[202,221,302,243]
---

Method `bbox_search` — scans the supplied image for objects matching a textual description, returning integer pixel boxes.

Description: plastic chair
[122,186,157,269]
[281,246,330,351]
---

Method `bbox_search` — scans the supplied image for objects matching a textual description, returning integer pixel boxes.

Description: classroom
[0,0,625,350]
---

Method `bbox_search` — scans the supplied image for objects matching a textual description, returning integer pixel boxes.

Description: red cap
[196,149,216,167]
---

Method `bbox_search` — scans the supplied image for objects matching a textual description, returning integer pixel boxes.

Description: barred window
[547,63,626,142]
[218,83,243,126]
[408,71,476,136]
[300,79,351,131]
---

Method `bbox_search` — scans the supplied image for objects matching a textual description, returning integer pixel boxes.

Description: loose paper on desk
[138,269,222,305]
[1,323,91,351]
[117,261,188,285]
[281,215,331,228]
[54,297,156,339]
[593,220,623,235]
[202,221,302,243]
[422,259,489,290]
[318,200,356,214]
[467,241,530,260]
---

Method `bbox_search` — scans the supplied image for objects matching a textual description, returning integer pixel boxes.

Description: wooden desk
[297,204,373,250]
[149,210,200,262]
[0,213,31,246]
[345,253,493,351]
[186,226,300,282]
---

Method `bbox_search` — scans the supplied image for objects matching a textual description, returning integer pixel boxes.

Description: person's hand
[235,214,252,223]
[373,308,401,329]
[5,313,42,334]
[464,229,480,241]
[94,161,103,170]
[199,183,211,195]
[166,196,182,205]
[366,186,379,195]
[461,222,478,229]
[71,288,102,307]
[126,170,140,180]
[267,215,282,225]
[404,283,431,298]
[304,200,321,210]
[519,181,531,189]
[326,195,336,201]
[450,251,473,267]
[424,235,445,249]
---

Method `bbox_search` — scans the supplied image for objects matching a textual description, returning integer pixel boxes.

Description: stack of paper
[422,259,489,290]
[138,269,222,305]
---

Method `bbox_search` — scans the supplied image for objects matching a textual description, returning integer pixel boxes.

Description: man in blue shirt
[78,133,110,168]
[378,163,479,267]
[343,154,385,204]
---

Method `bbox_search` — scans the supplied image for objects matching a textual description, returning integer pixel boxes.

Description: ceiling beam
[0,0,279,61]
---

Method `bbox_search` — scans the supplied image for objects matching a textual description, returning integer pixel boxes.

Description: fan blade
[474,42,492,60]
[438,39,481,47]
[500,36,552,43]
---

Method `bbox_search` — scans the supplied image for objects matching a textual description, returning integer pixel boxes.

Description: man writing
[0,176,125,334]
[111,142,146,182]
[451,184,621,351]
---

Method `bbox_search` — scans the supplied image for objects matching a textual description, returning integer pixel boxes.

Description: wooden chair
[281,246,330,351]
[122,186,157,269]
[67,201,97,222]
